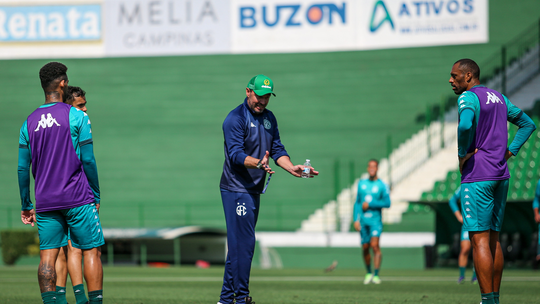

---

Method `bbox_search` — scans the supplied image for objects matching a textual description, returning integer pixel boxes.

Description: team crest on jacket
[263,118,271,129]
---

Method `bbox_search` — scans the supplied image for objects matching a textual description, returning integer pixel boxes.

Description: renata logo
[0,5,101,42]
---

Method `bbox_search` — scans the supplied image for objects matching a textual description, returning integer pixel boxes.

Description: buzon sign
[239,2,346,28]
[0,5,101,42]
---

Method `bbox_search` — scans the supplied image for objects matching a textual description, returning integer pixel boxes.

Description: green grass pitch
[1,266,539,303]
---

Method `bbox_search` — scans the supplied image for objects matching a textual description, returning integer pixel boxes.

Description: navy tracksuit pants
[220,189,260,304]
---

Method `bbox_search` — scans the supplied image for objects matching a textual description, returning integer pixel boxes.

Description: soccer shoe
[364,273,374,284]
[372,275,381,284]
[457,276,465,284]
[244,296,255,304]
[471,276,478,284]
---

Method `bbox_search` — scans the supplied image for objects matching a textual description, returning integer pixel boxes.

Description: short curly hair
[39,62,68,91]
[66,86,86,104]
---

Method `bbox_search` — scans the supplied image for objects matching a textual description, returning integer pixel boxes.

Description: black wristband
[256,160,263,169]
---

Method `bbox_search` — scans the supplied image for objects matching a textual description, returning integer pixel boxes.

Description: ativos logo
[370,0,475,33]
[239,2,346,28]
[34,113,61,131]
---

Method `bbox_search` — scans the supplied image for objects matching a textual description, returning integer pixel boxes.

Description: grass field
[1,266,539,303]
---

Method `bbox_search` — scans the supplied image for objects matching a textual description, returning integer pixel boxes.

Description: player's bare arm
[454,210,463,224]
[244,151,274,174]
[458,148,478,174]
[354,221,361,231]
[534,207,540,223]
[504,150,514,161]
[276,156,319,178]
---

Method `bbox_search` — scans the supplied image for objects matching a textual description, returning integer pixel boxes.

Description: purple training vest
[26,103,94,212]
[461,86,510,183]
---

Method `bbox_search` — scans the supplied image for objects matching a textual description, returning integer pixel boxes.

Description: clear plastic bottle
[302,159,311,178]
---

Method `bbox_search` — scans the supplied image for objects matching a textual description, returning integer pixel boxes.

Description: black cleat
[245,296,255,304]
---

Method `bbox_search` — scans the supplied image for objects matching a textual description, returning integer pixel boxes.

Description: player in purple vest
[53,86,92,304]
[18,62,104,304]
[449,58,536,304]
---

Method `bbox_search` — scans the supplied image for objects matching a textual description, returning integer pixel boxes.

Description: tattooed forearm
[37,261,57,293]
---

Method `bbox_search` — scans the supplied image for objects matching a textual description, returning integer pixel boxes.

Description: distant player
[449,58,536,304]
[353,159,391,284]
[218,74,319,304]
[54,86,91,304]
[533,179,540,263]
[448,186,477,284]
[18,62,104,304]
[66,86,88,112]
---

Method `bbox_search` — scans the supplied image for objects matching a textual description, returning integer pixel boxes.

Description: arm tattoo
[37,261,57,293]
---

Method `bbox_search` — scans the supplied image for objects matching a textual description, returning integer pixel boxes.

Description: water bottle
[302,159,311,178]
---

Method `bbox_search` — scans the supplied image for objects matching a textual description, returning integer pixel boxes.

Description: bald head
[454,59,480,80]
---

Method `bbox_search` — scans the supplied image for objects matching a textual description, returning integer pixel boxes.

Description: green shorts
[460,226,470,241]
[360,220,383,244]
[461,180,509,232]
[36,203,104,250]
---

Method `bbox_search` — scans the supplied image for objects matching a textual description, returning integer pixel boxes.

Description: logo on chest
[263,118,271,129]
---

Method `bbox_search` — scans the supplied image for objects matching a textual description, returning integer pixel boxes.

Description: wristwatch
[256,160,264,170]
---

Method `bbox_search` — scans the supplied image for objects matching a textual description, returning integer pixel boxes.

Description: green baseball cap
[247,74,276,96]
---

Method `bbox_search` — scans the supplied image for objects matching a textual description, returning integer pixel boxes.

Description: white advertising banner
[0,0,488,59]
[230,0,357,53]
[0,1,104,59]
[104,0,230,57]
[356,0,488,49]
[229,0,487,54]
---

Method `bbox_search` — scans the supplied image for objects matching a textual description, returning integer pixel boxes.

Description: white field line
[2,276,539,283]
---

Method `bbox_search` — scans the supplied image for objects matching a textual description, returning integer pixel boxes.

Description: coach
[218,75,318,304]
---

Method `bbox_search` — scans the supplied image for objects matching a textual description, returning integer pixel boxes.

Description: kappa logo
[34,113,61,131]
[250,122,256,127]
[466,214,472,218]
[465,188,469,192]
[465,201,470,205]
[372,230,379,236]
[372,186,379,193]
[464,195,470,198]
[486,92,502,104]
[466,208,471,212]
[236,202,247,216]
